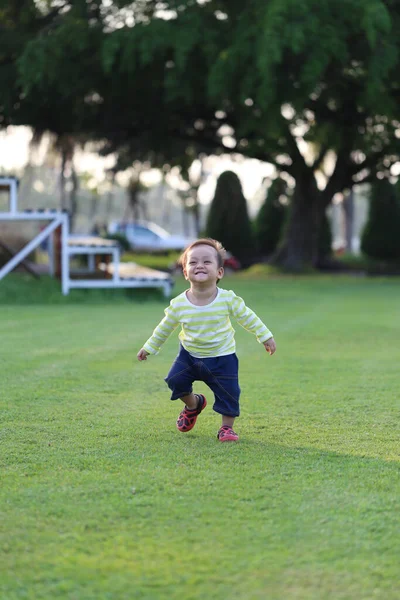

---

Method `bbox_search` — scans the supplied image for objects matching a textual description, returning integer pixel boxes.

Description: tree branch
[323,152,354,203]
[305,98,338,124]
[282,123,310,175]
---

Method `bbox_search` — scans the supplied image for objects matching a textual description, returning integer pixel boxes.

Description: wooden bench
[65,237,174,296]
[0,176,174,296]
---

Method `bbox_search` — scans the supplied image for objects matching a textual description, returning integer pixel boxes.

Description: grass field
[1,274,400,599]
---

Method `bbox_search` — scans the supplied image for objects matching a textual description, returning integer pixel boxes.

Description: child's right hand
[264,337,276,355]
[137,348,150,361]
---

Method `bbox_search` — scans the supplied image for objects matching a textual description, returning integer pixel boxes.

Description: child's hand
[137,348,150,361]
[264,337,276,356]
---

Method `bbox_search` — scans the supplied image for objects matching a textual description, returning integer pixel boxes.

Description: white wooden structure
[0,177,173,296]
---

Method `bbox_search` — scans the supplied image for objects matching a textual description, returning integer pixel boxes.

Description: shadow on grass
[130,422,400,478]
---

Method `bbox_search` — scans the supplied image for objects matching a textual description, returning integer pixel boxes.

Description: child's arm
[230,293,276,354]
[137,304,179,360]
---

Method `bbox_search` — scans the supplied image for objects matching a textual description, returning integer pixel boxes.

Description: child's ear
[183,267,189,280]
[217,267,224,280]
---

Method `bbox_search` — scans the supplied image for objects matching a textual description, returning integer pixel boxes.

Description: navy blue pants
[165,345,241,417]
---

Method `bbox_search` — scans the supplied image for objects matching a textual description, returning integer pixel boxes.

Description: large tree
[1,0,400,269]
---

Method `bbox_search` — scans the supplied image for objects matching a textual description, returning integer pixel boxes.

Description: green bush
[318,209,333,260]
[255,179,288,256]
[361,180,400,261]
[206,171,254,261]
[105,233,131,252]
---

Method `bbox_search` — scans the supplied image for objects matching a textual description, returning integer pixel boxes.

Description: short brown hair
[179,238,226,269]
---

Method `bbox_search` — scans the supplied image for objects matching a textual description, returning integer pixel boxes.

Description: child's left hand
[263,337,276,355]
[137,348,150,361]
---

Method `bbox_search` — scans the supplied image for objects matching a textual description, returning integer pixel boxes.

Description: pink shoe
[176,394,207,432]
[217,425,239,442]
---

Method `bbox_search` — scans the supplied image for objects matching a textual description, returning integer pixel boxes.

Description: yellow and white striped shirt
[143,288,273,358]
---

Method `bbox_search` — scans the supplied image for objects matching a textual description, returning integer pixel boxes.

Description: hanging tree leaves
[1,0,400,269]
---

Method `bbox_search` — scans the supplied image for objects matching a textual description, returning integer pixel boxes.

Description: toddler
[137,238,276,442]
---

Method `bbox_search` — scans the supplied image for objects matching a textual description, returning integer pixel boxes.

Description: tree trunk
[139,192,148,220]
[343,190,354,252]
[60,150,67,211]
[192,188,201,237]
[272,183,322,271]
[69,164,78,233]
[127,179,142,221]
[89,193,98,224]
[181,200,189,237]
[105,174,115,222]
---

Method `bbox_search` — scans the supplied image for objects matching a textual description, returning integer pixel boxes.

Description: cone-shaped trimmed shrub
[255,178,288,256]
[206,171,254,260]
[361,180,400,261]
[318,209,333,260]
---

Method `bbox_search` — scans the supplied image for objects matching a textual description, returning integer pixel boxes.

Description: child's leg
[201,354,240,441]
[164,346,207,432]
[180,392,199,410]
[202,355,240,419]
[222,415,235,428]
[164,346,196,402]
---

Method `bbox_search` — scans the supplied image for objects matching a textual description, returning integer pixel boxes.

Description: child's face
[183,244,224,285]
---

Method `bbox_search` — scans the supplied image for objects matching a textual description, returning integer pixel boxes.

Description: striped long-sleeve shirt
[142,288,273,358]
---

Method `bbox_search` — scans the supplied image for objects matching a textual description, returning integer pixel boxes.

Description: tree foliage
[1,0,400,268]
[206,171,254,261]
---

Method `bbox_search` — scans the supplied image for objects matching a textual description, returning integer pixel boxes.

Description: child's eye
[204,261,211,264]
[189,261,196,265]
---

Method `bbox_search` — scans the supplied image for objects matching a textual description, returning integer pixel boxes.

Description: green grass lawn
[1,274,400,599]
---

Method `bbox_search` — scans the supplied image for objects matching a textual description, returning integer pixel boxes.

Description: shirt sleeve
[229,292,273,344]
[142,304,180,355]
